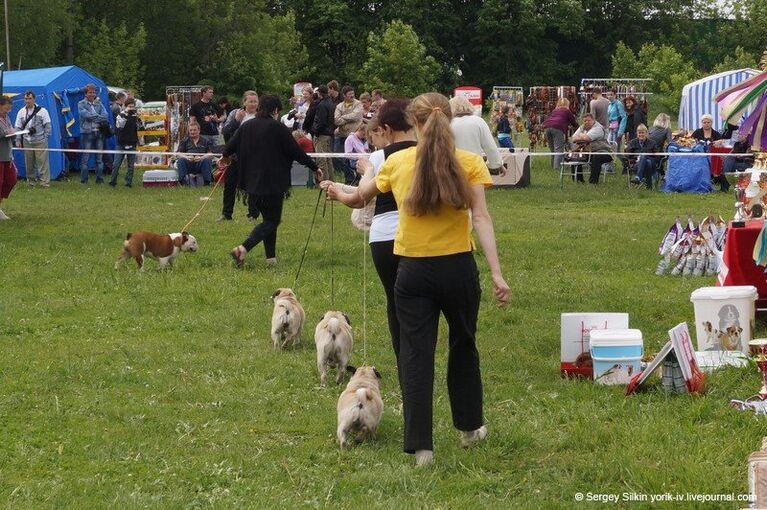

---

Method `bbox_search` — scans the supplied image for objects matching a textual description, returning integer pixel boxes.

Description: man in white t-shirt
[14,90,52,187]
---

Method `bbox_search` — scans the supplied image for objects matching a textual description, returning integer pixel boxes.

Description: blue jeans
[723,157,751,174]
[634,156,658,188]
[177,158,213,184]
[110,148,137,186]
[80,132,105,182]
[333,136,356,183]
[498,136,514,149]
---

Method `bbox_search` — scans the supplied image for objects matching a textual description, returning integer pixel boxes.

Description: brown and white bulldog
[114,231,198,270]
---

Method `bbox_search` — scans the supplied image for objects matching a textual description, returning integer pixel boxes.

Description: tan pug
[336,365,383,449]
[270,288,305,350]
[314,311,353,386]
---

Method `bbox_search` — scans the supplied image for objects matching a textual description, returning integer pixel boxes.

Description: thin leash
[293,188,325,287]
[361,197,368,364]
[180,161,226,232]
[330,198,335,309]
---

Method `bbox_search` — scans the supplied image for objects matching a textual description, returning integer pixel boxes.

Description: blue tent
[3,65,113,180]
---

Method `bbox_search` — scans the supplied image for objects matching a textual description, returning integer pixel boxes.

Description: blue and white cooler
[589,329,644,385]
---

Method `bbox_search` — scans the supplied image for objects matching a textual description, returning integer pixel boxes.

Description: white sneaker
[460,425,488,448]
[265,257,277,267]
[415,450,433,467]
[0,209,9,220]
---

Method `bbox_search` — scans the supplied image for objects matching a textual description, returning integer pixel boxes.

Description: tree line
[2,0,765,114]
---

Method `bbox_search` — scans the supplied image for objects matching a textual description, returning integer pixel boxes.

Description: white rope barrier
[10,146,757,159]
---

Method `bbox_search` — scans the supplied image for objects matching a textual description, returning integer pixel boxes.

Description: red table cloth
[709,145,732,177]
[718,219,767,308]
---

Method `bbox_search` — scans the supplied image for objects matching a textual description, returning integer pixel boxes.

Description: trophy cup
[749,339,767,400]
[735,184,746,221]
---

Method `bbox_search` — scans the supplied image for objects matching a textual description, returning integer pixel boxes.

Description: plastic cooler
[560,313,629,377]
[589,329,643,385]
[690,285,757,354]
[142,169,178,187]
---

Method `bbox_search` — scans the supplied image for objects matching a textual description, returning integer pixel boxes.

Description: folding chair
[602,141,630,187]
[559,153,591,189]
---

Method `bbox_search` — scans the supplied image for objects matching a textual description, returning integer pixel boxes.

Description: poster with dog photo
[626,322,705,395]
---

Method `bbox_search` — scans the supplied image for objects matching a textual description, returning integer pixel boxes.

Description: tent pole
[3,0,8,68]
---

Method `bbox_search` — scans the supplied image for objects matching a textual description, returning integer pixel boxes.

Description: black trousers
[589,154,613,184]
[242,193,284,258]
[221,163,260,220]
[370,240,402,384]
[395,252,483,453]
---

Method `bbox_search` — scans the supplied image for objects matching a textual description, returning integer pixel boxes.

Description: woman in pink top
[343,124,369,184]
[542,97,579,169]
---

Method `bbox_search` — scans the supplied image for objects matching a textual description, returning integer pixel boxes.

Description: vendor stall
[679,69,759,132]
[579,78,651,118]
[165,86,203,152]
[491,86,524,112]
[718,220,767,310]
[526,86,578,124]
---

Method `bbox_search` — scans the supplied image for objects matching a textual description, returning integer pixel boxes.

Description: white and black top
[368,140,417,244]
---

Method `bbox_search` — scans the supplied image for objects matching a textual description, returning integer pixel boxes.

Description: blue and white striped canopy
[678,68,760,131]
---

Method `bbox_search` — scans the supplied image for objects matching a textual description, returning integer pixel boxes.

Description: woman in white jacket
[449,96,504,174]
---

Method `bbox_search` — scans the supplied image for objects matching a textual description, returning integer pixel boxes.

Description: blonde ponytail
[404,93,471,216]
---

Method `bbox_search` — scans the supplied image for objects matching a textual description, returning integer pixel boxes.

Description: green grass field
[0,157,763,508]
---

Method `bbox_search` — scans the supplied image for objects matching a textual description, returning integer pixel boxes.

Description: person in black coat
[623,96,647,142]
[219,90,260,222]
[109,98,143,187]
[691,114,723,145]
[310,85,336,181]
[222,95,322,268]
[721,123,754,179]
[303,91,320,138]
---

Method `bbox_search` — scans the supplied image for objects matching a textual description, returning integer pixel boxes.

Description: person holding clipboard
[14,90,51,187]
[0,95,18,219]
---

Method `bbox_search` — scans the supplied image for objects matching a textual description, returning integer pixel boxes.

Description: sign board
[454,86,483,116]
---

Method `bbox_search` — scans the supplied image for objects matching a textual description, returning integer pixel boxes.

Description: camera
[28,126,36,135]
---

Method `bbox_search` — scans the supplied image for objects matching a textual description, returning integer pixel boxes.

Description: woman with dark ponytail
[325,92,509,467]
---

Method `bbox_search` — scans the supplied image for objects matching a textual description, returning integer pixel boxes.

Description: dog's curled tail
[350,388,373,429]
[355,387,372,408]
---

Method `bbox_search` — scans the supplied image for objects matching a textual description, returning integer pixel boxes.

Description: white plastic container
[142,169,178,187]
[560,313,629,377]
[589,329,643,385]
[690,285,757,354]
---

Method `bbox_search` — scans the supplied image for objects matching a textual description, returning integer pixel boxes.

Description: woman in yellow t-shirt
[325,92,510,467]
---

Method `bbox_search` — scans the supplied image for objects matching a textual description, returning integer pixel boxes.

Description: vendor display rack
[579,78,652,116]
[136,101,169,168]
[525,86,579,125]
[165,86,204,154]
